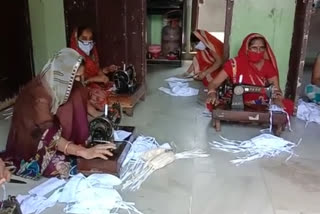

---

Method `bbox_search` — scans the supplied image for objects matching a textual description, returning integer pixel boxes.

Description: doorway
[189,0,230,61]
[0,0,34,110]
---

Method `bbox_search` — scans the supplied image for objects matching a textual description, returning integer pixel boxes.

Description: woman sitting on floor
[184,29,224,87]
[206,33,293,114]
[70,26,119,111]
[305,53,320,104]
[0,48,115,179]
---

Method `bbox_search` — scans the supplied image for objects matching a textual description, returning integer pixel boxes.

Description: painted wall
[148,15,163,45]
[29,0,66,74]
[198,0,226,32]
[229,0,296,89]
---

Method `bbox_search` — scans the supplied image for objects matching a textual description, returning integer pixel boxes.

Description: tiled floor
[0,62,320,214]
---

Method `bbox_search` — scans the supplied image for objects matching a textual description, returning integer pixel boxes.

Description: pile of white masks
[121,136,209,191]
[297,99,320,126]
[16,174,142,214]
[158,77,198,97]
[209,134,300,165]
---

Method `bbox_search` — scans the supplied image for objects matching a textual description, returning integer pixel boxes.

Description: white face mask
[195,41,206,51]
[78,40,94,55]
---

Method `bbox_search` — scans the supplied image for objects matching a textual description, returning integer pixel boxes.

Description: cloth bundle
[297,99,320,126]
[158,77,199,97]
[209,134,300,165]
[305,84,320,104]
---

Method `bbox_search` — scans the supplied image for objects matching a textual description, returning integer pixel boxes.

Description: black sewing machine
[0,196,22,214]
[78,103,135,176]
[212,83,287,136]
[113,64,137,94]
[87,103,122,147]
[227,84,273,110]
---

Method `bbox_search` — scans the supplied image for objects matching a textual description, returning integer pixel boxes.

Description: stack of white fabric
[17,175,142,214]
[209,134,300,165]
[15,136,209,213]
[159,77,199,97]
[297,99,320,126]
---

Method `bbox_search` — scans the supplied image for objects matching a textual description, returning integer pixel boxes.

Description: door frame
[285,0,314,112]
[223,0,234,62]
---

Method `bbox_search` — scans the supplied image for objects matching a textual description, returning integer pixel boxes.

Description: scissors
[9,179,26,184]
[4,162,27,184]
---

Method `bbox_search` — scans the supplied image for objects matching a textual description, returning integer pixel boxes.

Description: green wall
[29,0,66,74]
[229,0,296,89]
[148,15,163,45]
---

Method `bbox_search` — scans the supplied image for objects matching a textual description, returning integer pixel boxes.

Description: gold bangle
[64,142,72,156]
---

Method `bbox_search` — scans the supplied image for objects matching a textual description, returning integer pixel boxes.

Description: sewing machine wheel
[234,85,244,95]
[89,117,114,146]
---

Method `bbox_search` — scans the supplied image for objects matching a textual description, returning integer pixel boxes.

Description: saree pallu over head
[192,29,224,74]
[2,48,89,178]
[41,48,84,114]
[70,29,100,79]
[223,33,279,104]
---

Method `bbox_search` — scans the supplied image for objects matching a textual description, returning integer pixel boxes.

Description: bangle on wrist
[64,141,72,156]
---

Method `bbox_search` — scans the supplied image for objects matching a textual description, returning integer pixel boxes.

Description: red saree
[223,33,293,114]
[193,30,224,86]
[70,30,112,110]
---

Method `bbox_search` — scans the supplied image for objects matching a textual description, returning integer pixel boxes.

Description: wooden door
[64,0,147,85]
[63,0,98,46]
[285,0,313,109]
[0,0,34,109]
[96,0,146,84]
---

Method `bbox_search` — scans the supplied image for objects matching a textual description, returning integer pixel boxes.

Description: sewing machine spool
[113,64,137,94]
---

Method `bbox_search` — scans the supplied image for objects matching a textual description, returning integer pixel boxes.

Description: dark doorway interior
[0,0,34,110]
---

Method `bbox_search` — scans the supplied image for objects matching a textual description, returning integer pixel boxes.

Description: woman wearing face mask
[0,48,116,179]
[70,26,119,111]
[206,33,293,114]
[184,29,224,86]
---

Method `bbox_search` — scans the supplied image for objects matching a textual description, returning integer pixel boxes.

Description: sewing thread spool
[104,104,108,117]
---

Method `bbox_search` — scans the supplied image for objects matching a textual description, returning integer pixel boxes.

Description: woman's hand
[102,65,119,74]
[86,75,109,85]
[194,72,207,80]
[206,90,218,106]
[0,159,11,184]
[80,143,117,160]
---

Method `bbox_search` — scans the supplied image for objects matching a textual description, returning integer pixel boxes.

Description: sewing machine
[113,64,137,94]
[212,83,287,136]
[0,196,22,214]
[230,84,273,110]
[77,103,135,176]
